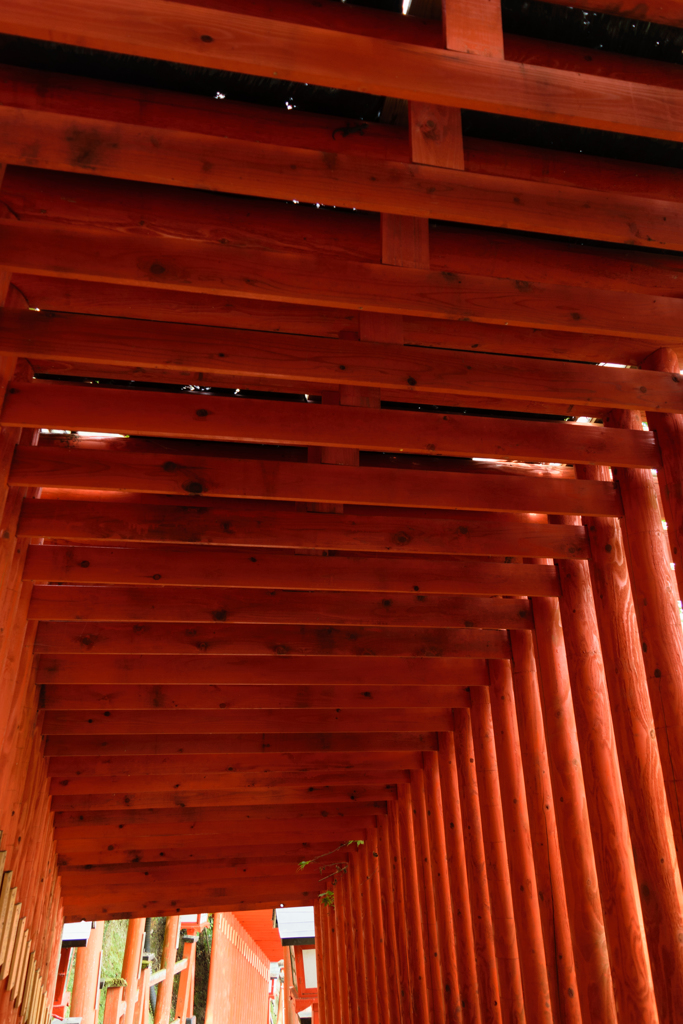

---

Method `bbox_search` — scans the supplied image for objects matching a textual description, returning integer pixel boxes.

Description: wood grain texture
[19,498,589,560]
[2,219,682,341]
[508,630,580,1024]
[554,538,658,1024]
[4,103,683,251]
[530,585,616,1023]
[23,543,561,596]
[40,683,473,711]
[577,464,683,1023]
[4,0,683,141]
[609,408,683,867]
[9,446,623,516]
[0,325,676,429]
[42,707,458,735]
[28,585,532,629]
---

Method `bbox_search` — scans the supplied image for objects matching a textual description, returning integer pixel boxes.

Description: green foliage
[319,891,335,907]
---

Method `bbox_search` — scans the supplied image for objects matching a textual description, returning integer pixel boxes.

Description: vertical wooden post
[323,905,339,1024]
[607,406,683,863]
[387,802,413,1019]
[441,0,504,56]
[531,578,617,1023]
[575,463,683,1022]
[423,752,463,1023]
[313,903,326,1024]
[339,870,359,1024]
[70,921,104,1024]
[365,831,392,1024]
[468,689,525,1023]
[451,710,502,1024]
[175,939,197,1024]
[332,881,351,1024]
[436,732,482,1024]
[411,770,446,1024]
[487,659,553,1023]
[153,916,179,1024]
[376,819,403,1024]
[397,783,430,1024]
[121,918,145,1024]
[553,529,659,1023]
[640,347,683,600]
[348,852,370,1024]
[508,630,581,1024]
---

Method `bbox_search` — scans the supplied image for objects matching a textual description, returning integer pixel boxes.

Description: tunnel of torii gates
[4,0,683,1022]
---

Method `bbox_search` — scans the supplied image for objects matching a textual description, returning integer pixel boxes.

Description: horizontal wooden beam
[34,621,509,658]
[47,751,425,778]
[24,544,561,595]
[5,58,683,201]
[59,855,343,887]
[3,0,683,141]
[57,825,372,863]
[2,219,680,341]
[49,769,411,795]
[40,683,477,710]
[54,801,387,833]
[1,325,675,428]
[63,884,320,922]
[29,585,532,629]
[51,783,398,813]
[19,498,590,561]
[57,838,367,867]
[36,654,487,688]
[44,731,439,756]
[3,101,682,251]
[10,273,671,368]
[10,446,622,516]
[42,707,458,734]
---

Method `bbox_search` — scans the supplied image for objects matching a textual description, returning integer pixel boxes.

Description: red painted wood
[554,533,658,1023]
[530,579,617,1023]
[436,733,481,1024]
[452,710,502,1024]
[486,660,552,1023]
[396,787,430,1024]
[608,407,683,867]
[23,544,562,597]
[577,464,683,1019]
[410,770,445,1024]
[641,348,683,599]
[2,218,682,342]
[508,630,580,1024]
[469,689,525,1023]
[3,0,683,141]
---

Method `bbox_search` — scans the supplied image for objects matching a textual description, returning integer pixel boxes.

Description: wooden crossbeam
[10,447,622,516]
[3,0,683,140]
[42,707,460,734]
[36,654,488,687]
[40,683,476,711]
[59,856,348,887]
[53,801,388,833]
[9,273,670,368]
[23,544,562,594]
[28,585,532,629]
[51,783,399,813]
[44,731,439,756]
[2,101,682,250]
[1,220,681,341]
[1,330,676,428]
[57,838,372,867]
[5,168,682,306]
[49,769,411,795]
[18,499,590,560]
[34,621,508,658]
[47,752,424,778]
